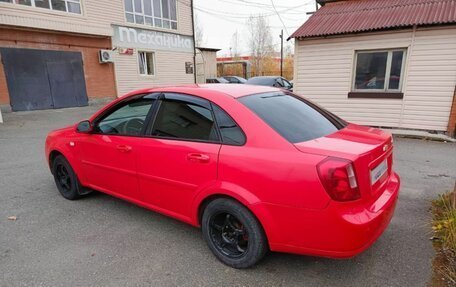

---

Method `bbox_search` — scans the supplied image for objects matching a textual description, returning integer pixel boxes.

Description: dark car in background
[206,77,229,84]
[223,76,247,84]
[245,76,293,91]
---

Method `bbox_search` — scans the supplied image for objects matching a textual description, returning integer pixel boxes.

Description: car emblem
[383,144,390,152]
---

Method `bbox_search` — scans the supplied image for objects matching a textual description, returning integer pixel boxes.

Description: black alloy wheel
[55,164,72,192]
[52,155,86,200]
[202,198,268,268]
[209,212,249,258]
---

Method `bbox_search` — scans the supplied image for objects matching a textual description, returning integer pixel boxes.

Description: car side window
[151,97,219,142]
[212,105,246,145]
[283,79,292,89]
[275,78,284,87]
[96,98,155,136]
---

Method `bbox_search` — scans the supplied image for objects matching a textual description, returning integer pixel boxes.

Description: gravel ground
[0,106,455,287]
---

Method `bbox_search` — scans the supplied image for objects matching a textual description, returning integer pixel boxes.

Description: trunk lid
[294,124,394,199]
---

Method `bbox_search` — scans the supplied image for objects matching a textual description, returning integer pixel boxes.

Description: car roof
[122,84,281,99]
[225,76,244,79]
[245,76,280,85]
[248,76,280,79]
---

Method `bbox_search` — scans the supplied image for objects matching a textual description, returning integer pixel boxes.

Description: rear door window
[239,92,340,143]
[150,94,219,142]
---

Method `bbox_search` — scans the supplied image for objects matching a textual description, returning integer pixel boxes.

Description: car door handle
[187,153,210,163]
[116,145,132,153]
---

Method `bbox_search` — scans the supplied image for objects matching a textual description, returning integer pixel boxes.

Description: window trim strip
[90,92,247,146]
[348,92,404,99]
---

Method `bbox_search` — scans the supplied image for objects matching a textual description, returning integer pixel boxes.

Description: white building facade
[0,0,195,111]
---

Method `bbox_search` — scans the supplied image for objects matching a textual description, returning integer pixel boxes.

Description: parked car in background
[206,77,229,84]
[45,84,400,269]
[245,76,293,91]
[223,76,247,84]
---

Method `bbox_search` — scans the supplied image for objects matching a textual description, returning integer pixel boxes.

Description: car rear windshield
[239,92,342,143]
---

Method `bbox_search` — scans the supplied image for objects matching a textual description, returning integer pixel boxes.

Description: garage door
[0,48,88,111]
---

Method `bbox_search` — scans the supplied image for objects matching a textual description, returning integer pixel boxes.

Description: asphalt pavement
[0,106,455,287]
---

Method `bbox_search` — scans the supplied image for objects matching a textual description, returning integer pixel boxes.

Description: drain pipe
[190,0,197,84]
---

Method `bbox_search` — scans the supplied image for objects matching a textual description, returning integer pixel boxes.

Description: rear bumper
[254,172,400,258]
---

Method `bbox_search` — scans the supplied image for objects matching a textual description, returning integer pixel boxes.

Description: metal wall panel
[0,48,88,111]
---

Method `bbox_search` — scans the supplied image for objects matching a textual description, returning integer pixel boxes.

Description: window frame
[90,93,160,138]
[351,48,407,97]
[211,103,247,146]
[145,93,221,144]
[124,0,178,30]
[143,93,247,146]
[137,50,156,76]
[0,0,83,14]
[90,92,247,145]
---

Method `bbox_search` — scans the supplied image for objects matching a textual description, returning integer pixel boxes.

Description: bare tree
[246,15,274,76]
[230,30,241,58]
[194,12,204,47]
[284,40,294,57]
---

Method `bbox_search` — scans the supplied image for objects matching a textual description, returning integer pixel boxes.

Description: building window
[138,51,155,76]
[352,49,406,93]
[124,0,177,30]
[0,0,82,14]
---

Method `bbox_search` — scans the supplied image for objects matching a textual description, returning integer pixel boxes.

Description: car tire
[52,155,87,200]
[202,198,268,268]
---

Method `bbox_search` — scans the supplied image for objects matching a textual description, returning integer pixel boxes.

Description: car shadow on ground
[76,189,382,270]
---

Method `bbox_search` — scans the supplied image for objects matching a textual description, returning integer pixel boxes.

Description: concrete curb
[386,129,456,143]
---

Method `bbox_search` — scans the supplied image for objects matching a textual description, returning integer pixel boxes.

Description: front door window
[96,98,155,136]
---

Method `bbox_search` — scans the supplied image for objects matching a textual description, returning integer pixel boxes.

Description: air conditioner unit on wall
[99,50,114,63]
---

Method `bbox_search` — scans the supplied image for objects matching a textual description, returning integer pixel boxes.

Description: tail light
[317,157,360,202]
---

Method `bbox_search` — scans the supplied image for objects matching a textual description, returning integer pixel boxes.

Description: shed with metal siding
[290,0,456,135]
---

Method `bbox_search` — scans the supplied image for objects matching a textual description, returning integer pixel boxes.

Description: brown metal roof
[290,0,456,39]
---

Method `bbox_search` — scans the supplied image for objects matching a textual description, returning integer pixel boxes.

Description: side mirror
[76,120,93,133]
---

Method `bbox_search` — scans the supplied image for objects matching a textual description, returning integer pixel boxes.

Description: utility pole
[280,29,283,77]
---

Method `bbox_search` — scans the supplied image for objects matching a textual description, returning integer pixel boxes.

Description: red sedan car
[45,84,400,268]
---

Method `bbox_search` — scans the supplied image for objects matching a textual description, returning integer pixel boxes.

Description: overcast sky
[193,0,317,56]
